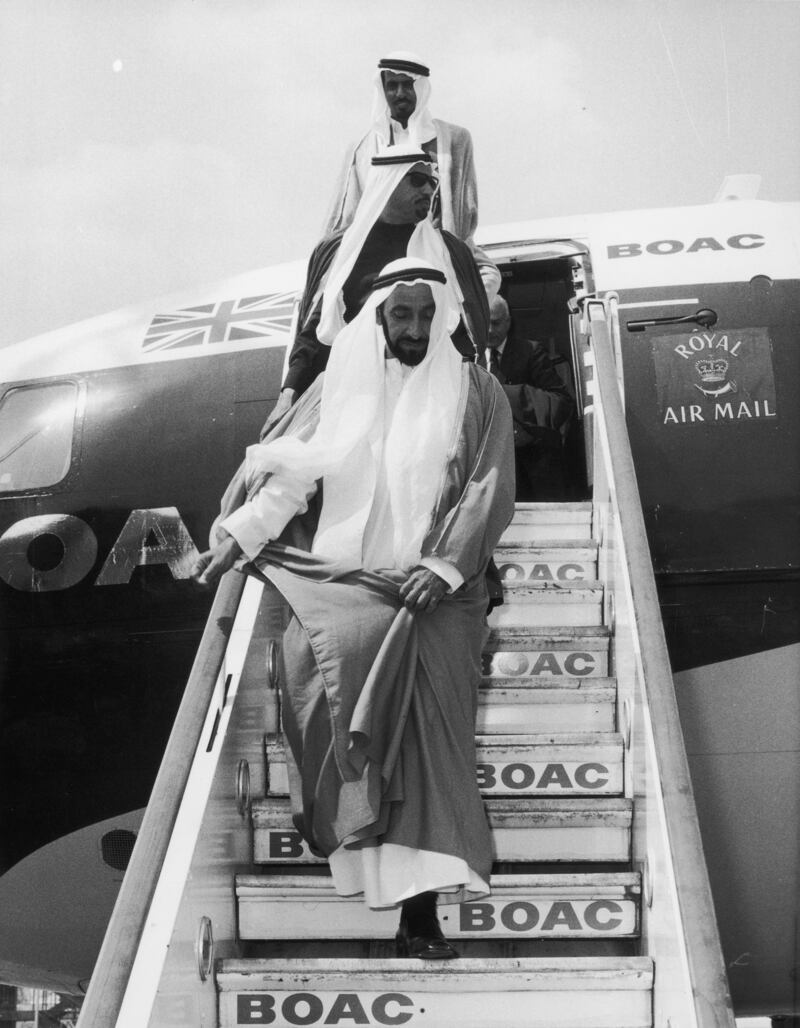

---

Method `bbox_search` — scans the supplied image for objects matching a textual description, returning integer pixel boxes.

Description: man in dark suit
[484,294,575,501]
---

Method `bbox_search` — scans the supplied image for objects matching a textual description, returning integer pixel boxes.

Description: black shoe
[395,892,459,960]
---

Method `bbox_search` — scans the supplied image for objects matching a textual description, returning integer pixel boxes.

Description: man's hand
[399,566,449,613]
[262,388,297,435]
[191,533,243,588]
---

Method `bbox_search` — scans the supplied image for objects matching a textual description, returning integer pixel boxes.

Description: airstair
[76,298,735,1028]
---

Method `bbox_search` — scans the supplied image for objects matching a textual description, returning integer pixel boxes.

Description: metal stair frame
[76,293,738,1028]
[75,572,273,1028]
[584,295,735,1026]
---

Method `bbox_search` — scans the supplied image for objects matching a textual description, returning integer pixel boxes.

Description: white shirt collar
[486,337,507,364]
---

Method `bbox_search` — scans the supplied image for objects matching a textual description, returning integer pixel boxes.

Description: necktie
[489,349,501,376]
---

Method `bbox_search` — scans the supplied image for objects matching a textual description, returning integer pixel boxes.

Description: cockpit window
[0,382,79,492]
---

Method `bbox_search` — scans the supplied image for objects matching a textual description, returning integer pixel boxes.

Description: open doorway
[491,247,591,502]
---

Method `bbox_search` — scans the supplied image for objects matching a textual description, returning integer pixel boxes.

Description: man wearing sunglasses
[266,145,498,429]
[324,51,483,258]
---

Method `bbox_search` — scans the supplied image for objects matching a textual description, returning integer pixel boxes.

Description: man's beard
[380,311,429,366]
[414,197,431,219]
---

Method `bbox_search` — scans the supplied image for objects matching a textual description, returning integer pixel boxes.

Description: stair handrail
[588,297,735,1025]
[76,569,247,1028]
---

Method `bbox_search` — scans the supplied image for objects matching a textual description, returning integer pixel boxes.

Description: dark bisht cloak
[217,365,515,903]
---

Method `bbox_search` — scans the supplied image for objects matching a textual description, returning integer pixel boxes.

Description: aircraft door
[487,242,592,501]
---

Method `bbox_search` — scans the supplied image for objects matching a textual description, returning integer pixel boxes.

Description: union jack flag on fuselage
[142,292,296,352]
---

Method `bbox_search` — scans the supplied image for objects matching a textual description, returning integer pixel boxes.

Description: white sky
[0,0,798,348]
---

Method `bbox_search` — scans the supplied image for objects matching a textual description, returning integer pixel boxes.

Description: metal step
[495,541,598,585]
[483,626,610,679]
[486,797,632,862]
[217,957,654,1028]
[265,733,624,799]
[490,580,604,628]
[265,676,616,744]
[263,603,609,739]
[500,502,593,543]
[252,797,632,865]
[478,679,616,734]
[474,734,624,797]
[236,873,641,941]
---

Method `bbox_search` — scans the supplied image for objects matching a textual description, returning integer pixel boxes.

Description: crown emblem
[695,357,729,383]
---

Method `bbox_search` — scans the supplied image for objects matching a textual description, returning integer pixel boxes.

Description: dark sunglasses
[406,170,439,190]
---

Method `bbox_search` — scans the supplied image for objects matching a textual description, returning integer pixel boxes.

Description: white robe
[221,356,463,593]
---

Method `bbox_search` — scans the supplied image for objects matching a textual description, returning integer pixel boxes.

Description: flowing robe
[219,365,515,906]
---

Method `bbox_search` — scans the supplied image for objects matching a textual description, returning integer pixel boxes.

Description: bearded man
[268,144,498,428]
[324,51,484,255]
[192,259,515,959]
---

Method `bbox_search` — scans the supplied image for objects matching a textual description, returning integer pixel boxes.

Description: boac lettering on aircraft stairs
[216,502,654,1028]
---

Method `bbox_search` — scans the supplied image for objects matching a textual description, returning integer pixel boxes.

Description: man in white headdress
[192,258,515,959]
[324,52,484,253]
[267,144,499,427]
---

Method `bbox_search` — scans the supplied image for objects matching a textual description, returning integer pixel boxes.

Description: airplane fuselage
[0,199,797,1015]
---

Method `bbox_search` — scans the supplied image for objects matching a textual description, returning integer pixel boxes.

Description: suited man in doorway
[484,294,575,501]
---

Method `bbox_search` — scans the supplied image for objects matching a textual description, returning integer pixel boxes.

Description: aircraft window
[0,382,78,492]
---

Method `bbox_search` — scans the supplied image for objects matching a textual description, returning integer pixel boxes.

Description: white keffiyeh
[370,50,436,148]
[317,143,464,346]
[244,258,467,570]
